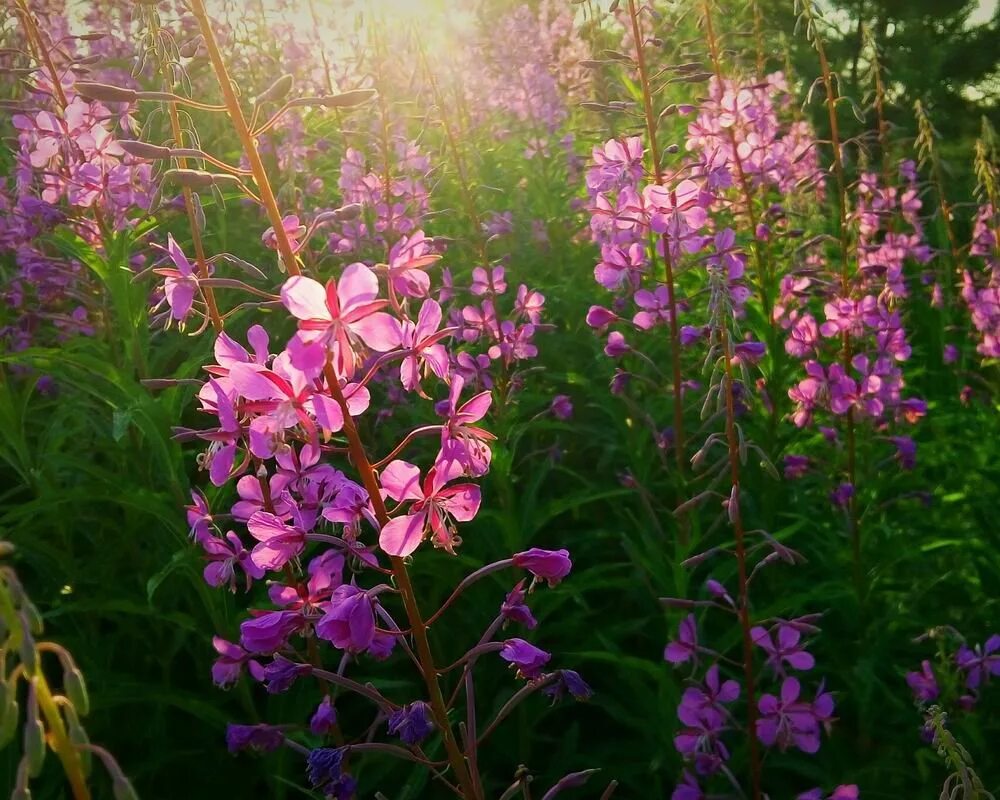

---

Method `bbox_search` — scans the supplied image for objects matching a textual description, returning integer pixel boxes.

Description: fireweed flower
[306,747,356,800]
[501,580,538,629]
[378,458,482,557]
[756,677,835,754]
[315,585,377,653]
[664,615,701,666]
[550,394,573,420]
[387,701,434,745]
[211,637,263,689]
[956,635,1000,689]
[512,548,572,586]
[905,660,939,703]
[751,623,817,674]
[544,670,593,703]
[500,638,551,679]
[226,723,284,754]
[310,696,338,736]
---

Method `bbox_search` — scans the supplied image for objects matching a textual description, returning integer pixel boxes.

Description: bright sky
[971,0,998,24]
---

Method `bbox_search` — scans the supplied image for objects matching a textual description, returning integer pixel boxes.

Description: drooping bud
[24,685,44,777]
[333,203,363,220]
[118,140,171,160]
[255,74,294,105]
[75,82,137,103]
[64,668,90,717]
[162,169,216,189]
[178,36,203,58]
[313,89,377,108]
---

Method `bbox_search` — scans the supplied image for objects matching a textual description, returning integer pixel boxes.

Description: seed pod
[162,168,215,189]
[75,82,137,103]
[24,688,44,777]
[191,192,206,234]
[209,173,243,190]
[316,89,377,108]
[64,668,90,717]
[0,698,18,747]
[255,73,294,105]
[118,140,171,160]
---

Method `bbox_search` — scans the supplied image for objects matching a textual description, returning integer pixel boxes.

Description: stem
[188,0,299,278]
[627,0,686,478]
[718,324,763,800]
[323,364,480,800]
[14,0,69,109]
[803,2,862,599]
[33,674,91,800]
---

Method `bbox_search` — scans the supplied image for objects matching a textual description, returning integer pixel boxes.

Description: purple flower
[681,665,739,721]
[512,548,572,586]
[905,660,939,703]
[500,638,551,679]
[501,580,537,629]
[672,771,703,800]
[240,610,306,654]
[664,614,700,665]
[310,696,338,736]
[387,701,434,745]
[550,394,573,420]
[756,677,833,754]
[890,436,916,470]
[604,331,629,357]
[226,723,284,754]
[751,623,816,674]
[956,635,1000,689]
[316,585,376,653]
[306,747,356,799]
[830,482,854,508]
[784,454,811,480]
[544,669,594,703]
[262,655,312,694]
[211,637,263,688]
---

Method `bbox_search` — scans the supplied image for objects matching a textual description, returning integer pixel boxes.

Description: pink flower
[247,511,306,571]
[281,264,401,378]
[315,584,376,653]
[513,548,572,585]
[153,234,200,325]
[378,458,482,557]
[201,531,265,591]
[387,230,439,297]
[399,300,452,394]
[436,374,494,477]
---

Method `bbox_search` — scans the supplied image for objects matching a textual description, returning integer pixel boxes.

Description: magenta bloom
[247,511,306,571]
[501,580,537,629]
[671,771,703,800]
[956,635,1000,689]
[751,623,816,674]
[437,374,494,477]
[316,584,376,653]
[665,614,700,665]
[201,531,264,591]
[905,660,939,702]
[399,299,451,394]
[756,677,833,754]
[550,394,573,420]
[387,230,438,297]
[281,264,401,377]
[153,233,199,325]
[500,638,551,679]
[379,458,481,557]
[310,696,338,735]
[512,548,572,586]
[240,610,306,653]
[211,637,263,688]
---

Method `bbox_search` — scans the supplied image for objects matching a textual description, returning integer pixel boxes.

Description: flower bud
[162,168,216,189]
[0,697,18,747]
[118,140,171,160]
[333,203,363,220]
[62,704,92,777]
[255,74,294,105]
[64,668,90,717]
[178,36,203,58]
[75,82,138,103]
[24,687,44,777]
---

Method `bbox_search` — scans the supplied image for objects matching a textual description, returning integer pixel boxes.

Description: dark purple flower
[550,394,573,420]
[500,638,551,679]
[544,670,594,703]
[240,610,306,654]
[890,436,916,470]
[784,454,810,480]
[387,701,434,745]
[905,660,939,702]
[306,747,356,799]
[226,723,283,754]
[501,580,537,629]
[211,637,264,688]
[830,482,854,508]
[672,771,703,800]
[316,585,375,653]
[310,696,338,735]
[756,677,832,754]
[263,655,312,694]
[956,635,1000,689]
[513,548,572,586]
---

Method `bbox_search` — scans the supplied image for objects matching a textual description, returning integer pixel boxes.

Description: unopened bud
[192,192,206,233]
[65,668,90,716]
[316,89,377,108]
[0,697,18,747]
[726,485,740,524]
[162,169,215,189]
[75,82,137,103]
[333,203,362,220]
[118,140,171,160]
[255,74,294,105]
[178,36,202,59]
[24,687,44,777]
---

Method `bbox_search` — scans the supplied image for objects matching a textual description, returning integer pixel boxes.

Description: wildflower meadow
[1,0,999,798]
